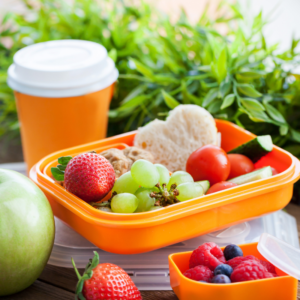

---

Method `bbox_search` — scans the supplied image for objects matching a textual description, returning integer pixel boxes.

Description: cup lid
[7,40,118,97]
[258,233,300,279]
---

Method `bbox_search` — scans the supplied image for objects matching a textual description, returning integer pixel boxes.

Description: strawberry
[72,252,142,300]
[63,153,115,202]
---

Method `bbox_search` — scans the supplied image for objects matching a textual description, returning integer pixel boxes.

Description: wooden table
[2,203,300,300]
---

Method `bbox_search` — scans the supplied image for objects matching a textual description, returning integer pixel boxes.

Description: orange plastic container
[29,119,300,254]
[169,242,298,300]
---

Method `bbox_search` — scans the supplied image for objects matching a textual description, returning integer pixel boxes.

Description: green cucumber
[228,135,273,163]
[196,180,210,194]
[228,166,272,185]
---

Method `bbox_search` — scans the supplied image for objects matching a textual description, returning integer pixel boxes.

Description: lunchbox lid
[258,233,300,279]
[7,40,118,97]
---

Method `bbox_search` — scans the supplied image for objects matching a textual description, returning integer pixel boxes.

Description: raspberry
[259,260,276,273]
[189,242,226,271]
[231,260,274,282]
[183,265,213,282]
[226,255,259,270]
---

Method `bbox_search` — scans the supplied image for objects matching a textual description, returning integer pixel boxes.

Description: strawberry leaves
[72,251,100,300]
[51,156,72,182]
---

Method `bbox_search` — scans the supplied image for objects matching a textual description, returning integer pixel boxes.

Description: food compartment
[169,243,298,300]
[30,119,300,254]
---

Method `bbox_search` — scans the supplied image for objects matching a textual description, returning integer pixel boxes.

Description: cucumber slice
[228,135,273,163]
[196,180,210,194]
[228,166,272,185]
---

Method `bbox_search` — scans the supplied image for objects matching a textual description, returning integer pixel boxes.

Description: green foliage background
[0,0,300,159]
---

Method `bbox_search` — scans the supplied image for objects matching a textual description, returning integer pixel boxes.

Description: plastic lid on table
[7,40,118,97]
[258,233,300,280]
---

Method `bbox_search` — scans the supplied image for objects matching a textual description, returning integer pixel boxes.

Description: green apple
[0,169,55,296]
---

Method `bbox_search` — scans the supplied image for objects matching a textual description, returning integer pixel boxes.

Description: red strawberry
[226,255,259,270]
[189,242,226,271]
[231,260,274,282]
[73,252,142,300]
[183,265,213,282]
[64,153,115,202]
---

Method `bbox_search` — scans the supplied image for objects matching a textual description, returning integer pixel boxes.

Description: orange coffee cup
[7,40,118,171]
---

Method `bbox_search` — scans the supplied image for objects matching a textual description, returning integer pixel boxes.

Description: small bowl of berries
[169,233,299,300]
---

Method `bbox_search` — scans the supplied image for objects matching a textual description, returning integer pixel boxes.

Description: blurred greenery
[0,0,300,160]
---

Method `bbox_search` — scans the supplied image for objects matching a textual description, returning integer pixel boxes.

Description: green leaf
[162,90,180,109]
[220,78,232,98]
[58,156,72,166]
[247,110,272,122]
[237,84,262,98]
[202,88,219,107]
[108,48,117,62]
[130,58,154,79]
[120,95,149,109]
[237,69,266,79]
[90,251,100,270]
[291,129,300,143]
[51,168,65,182]
[217,47,227,83]
[121,85,148,104]
[181,81,189,104]
[279,125,289,135]
[264,103,286,124]
[207,99,222,114]
[240,98,265,111]
[221,94,235,109]
[57,165,66,171]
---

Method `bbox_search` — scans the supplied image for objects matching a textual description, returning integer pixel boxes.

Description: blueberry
[224,244,243,261]
[214,264,233,277]
[211,274,231,284]
[198,280,207,283]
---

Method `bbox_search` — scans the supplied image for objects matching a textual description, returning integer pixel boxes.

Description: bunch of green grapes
[107,159,205,214]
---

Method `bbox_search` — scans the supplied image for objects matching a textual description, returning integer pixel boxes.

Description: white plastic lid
[258,233,300,279]
[7,40,118,97]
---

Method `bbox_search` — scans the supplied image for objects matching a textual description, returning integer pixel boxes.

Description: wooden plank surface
[1,280,74,300]
[3,203,300,299]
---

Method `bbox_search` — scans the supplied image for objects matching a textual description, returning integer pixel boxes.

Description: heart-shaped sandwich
[134,105,218,172]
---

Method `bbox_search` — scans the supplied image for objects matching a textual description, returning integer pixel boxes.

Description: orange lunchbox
[29,120,300,254]
[168,233,299,300]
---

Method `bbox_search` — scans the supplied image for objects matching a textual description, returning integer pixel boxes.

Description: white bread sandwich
[134,105,218,172]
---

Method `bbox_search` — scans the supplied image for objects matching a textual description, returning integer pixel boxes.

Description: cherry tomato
[186,145,230,185]
[227,154,255,179]
[206,181,238,195]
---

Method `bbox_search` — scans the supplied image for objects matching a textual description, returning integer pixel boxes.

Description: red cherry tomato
[186,145,230,185]
[227,154,255,179]
[206,181,238,195]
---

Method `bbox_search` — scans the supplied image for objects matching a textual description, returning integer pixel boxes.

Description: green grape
[167,171,194,190]
[176,182,204,201]
[131,159,159,188]
[149,206,163,211]
[111,193,139,213]
[155,164,170,185]
[134,187,159,212]
[112,172,140,194]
